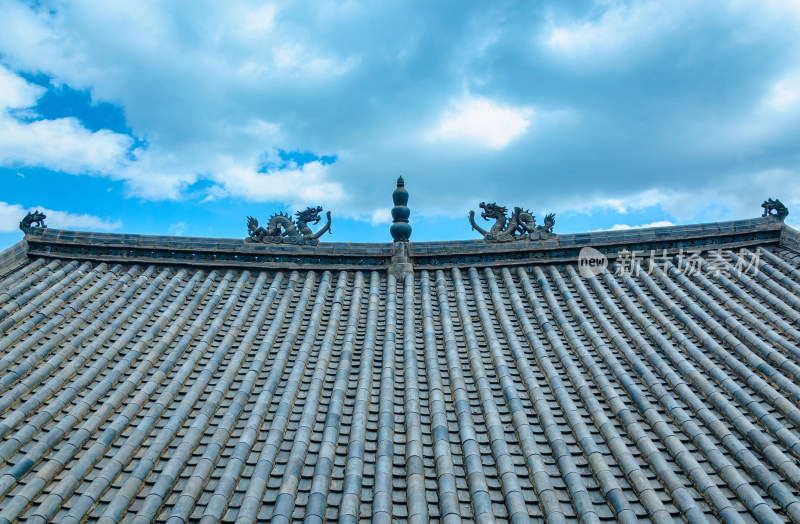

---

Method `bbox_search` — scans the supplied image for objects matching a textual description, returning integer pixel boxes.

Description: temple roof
[1,216,800,523]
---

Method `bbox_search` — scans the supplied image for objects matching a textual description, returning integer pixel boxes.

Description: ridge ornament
[246,206,332,245]
[469,202,556,243]
[19,211,47,235]
[762,198,789,221]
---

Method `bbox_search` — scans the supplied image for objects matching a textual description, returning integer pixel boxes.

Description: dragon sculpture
[469,202,556,243]
[19,211,47,235]
[247,206,332,246]
[515,208,556,240]
[468,202,519,242]
[762,198,789,222]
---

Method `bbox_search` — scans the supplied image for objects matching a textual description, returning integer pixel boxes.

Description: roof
[1,216,800,523]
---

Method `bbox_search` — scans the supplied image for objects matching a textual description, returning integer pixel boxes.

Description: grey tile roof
[0,228,800,522]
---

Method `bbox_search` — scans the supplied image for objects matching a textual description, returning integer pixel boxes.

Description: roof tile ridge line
[431,270,495,524]
[758,246,800,282]
[470,267,609,523]
[675,253,800,370]
[0,240,29,276]
[643,260,800,460]
[122,271,274,524]
[726,253,800,311]
[0,259,60,307]
[541,266,711,523]
[0,265,164,446]
[80,269,241,523]
[655,260,800,401]
[0,260,82,323]
[0,267,192,498]
[664,258,800,426]
[0,256,45,296]
[622,264,800,505]
[255,272,354,524]
[1,261,116,348]
[450,267,542,524]
[0,263,124,389]
[780,223,800,254]
[338,271,381,524]
[0,265,142,415]
[235,271,345,524]
[89,269,241,523]
[24,268,214,522]
[740,248,800,296]
[270,272,365,523]
[496,266,655,523]
[668,256,800,381]
[706,249,800,346]
[29,214,778,248]
[200,271,326,524]
[0,251,41,295]
[302,272,368,523]
[0,266,169,512]
[0,260,94,337]
[400,272,430,524]
[29,227,393,252]
[0,261,103,373]
[167,271,289,523]
[718,251,800,325]
[371,273,397,524]
[563,265,744,523]
[417,271,462,524]
[595,267,780,522]
[528,265,693,522]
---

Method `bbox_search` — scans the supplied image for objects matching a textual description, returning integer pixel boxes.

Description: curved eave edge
[19,217,787,270]
[0,240,29,276]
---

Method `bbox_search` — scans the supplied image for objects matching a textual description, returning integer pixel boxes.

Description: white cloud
[0,65,43,109]
[564,189,667,215]
[594,220,674,232]
[0,65,133,174]
[0,201,121,233]
[428,97,533,149]
[544,1,690,62]
[761,70,800,112]
[217,160,345,207]
[0,117,133,174]
[168,221,187,235]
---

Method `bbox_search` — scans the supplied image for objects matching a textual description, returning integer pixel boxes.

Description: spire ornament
[390,176,412,242]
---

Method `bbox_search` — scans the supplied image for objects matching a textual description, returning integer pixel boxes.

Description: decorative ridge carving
[762,198,788,221]
[246,206,332,246]
[469,202,555,243]
[20,211,47,235]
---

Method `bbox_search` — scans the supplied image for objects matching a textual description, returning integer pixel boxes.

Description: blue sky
[1,0,800,250]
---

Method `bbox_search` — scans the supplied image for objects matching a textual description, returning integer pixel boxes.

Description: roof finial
[762,198,788,222]
[19,210,47,235]
[390,176,411,242]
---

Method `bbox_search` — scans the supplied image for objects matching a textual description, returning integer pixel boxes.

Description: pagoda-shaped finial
[390,176,411,241]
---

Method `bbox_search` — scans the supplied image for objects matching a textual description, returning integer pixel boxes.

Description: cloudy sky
[1,0,799,249]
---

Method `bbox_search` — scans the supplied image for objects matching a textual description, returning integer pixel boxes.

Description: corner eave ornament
[762,198,788,222]
[246,206,332,246]
[469,202,556,243]
[20,211,47,235]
